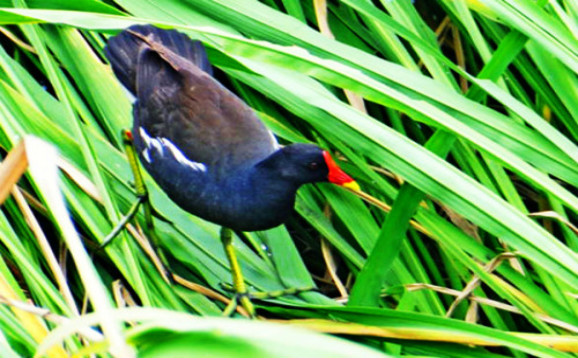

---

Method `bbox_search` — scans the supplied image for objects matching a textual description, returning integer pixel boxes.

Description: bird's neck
[247,164,300,204]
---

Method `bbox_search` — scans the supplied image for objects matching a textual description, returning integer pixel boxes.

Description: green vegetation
[0,0,578,357]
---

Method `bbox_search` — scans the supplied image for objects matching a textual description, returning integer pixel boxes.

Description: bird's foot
[247,286,316,300]
[220,283,315,318]
[95,193,175,285]
[221,291,255,318]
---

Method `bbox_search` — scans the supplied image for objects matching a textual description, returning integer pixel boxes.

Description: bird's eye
[307,162,320,170]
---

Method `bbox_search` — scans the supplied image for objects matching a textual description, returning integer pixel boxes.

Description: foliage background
[1,0,578,357]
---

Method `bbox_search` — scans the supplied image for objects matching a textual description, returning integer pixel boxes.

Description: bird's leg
[98,130,173,283]
[220,227,256,317]
[99,131,147,250]
[123,130,174,283]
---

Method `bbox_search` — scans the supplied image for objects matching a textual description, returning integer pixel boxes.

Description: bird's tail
[104,24,211,93]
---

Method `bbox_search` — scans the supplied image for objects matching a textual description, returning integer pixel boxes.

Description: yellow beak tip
[342,181,360,192]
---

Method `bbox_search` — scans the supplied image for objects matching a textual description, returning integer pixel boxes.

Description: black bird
[105,25,359,316]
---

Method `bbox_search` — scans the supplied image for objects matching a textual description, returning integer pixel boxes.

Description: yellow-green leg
[220,227,256,318]
[219,229,315,317]
[99,130,172,283]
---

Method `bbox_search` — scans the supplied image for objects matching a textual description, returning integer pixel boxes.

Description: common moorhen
[105,25,359,316]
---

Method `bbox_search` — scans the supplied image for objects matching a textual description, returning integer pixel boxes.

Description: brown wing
[108,26,278,175]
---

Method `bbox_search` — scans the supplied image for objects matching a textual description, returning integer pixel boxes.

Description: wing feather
[106,25,278,176]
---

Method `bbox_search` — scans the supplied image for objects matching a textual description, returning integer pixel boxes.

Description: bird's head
[258,143,359,190]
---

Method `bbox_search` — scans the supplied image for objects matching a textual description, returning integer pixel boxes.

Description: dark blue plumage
[105,25,356,231]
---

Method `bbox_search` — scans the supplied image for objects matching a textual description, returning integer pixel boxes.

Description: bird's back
[105,25,288,230]
[105,25,278,175]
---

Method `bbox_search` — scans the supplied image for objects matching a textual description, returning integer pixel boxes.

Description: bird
[105,24,359,316]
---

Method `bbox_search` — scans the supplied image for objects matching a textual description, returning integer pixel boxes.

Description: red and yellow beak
[322,151,360,191]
